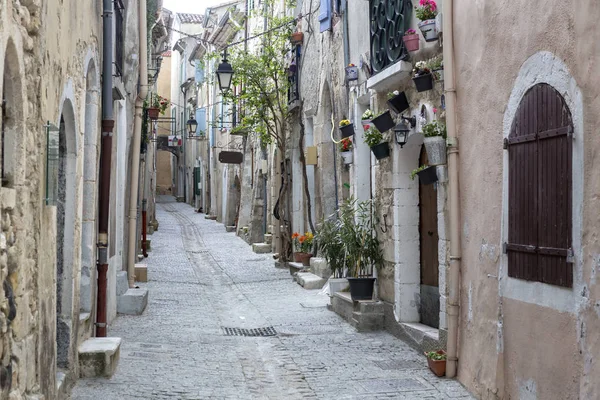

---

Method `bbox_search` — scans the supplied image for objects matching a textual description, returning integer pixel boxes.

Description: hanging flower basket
[341,151,353,165]
[361,119,372,131]
[403,33,420,52]
[417,166,438,185]
[433,68,444,82]
[418,19,438,42]
[340,123,355,138]
[147,107,160,120]
[387,92,410,114]
[290,32,304,44]
[372,110,395,133]
[345,64,359,81]
[413,73,434,92]
[424,136,447,165]
[370,142,390,160]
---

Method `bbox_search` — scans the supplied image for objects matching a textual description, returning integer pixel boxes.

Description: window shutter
[195,61,204,83]
[319,0,332,32]
[196,107,206,137]
[506,83,573,287]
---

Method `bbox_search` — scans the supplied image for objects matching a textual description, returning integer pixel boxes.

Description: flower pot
[423,136,447,166]
[347,277,376,301]
[340,123,355,138]
[418,19,438,42]
[417,166,438,185]
[425,350,446,377]
[370,142,390,160]
[413,73,434,92]
[361,119,372,131]
[340,151,353,165]
[346,65,359,81]
[294,252,305,262]
[387,92,410,114]
[372,110,395,132]
[433,68,444,82]
[290,32,304,44]
[147,107,160,120]
[329,278,349,296]
[298,252,313,267]
[402,33,420,52]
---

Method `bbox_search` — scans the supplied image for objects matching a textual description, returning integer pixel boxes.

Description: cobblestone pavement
[70,196,474,400]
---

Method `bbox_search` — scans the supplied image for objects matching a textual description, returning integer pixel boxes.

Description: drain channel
[222,326,277,337]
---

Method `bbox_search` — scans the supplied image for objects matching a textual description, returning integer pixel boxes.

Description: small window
[114,0,125,76]
[506,83,573,287]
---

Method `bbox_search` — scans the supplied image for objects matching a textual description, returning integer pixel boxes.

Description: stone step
[117,288,148,315]
[264,233,273,244]
[252,243,271,254]
[78,337,122,378]
[225,225,236,232]
[116,271,129,296]
[288,262,306,275]
[204,215,217,220]
[135,263,148,283]
[351,311,384,332]
[309,257,331,279]
[296,272,327,290]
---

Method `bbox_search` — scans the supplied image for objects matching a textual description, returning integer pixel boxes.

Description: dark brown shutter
[506,83,573,287]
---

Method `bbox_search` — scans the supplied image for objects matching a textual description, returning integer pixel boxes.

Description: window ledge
[367,61,413,93]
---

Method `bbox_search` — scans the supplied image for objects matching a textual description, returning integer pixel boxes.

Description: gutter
[127,0,149,287]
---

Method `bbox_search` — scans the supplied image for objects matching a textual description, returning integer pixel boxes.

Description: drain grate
[222,326,277,337]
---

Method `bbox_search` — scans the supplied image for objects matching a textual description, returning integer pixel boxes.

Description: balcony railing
[369,0,412,75]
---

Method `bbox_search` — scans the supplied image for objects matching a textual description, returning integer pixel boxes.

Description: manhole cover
[222,326,277,337]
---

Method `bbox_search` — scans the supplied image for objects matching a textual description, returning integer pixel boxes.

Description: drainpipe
[127,0,149,288]
[96,0,114,338]
[442,0,461,378]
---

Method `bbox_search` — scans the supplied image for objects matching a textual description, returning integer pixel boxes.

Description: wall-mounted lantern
[394,116,416,148]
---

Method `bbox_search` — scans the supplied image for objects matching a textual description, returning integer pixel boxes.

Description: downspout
[442,0,462,378]
[127,0,149,288]
[96,0,115,337]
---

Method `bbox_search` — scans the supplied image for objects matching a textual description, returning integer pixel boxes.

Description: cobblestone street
[70,197,473,400]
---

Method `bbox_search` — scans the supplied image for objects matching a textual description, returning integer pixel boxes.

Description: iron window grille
[114,0,125,76]
[369,0,412,75]
[287,45,300,105]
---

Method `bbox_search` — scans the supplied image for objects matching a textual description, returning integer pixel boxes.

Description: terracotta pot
[290,32,304,44]
[403,33,420,51]
[294,252,305,262]
[147,107,160,120]
[425,350,446,377]
[298,253,312,266]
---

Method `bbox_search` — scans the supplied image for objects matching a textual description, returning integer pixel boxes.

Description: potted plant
[403,28,420,52]
[411,164,438,185]
[345,63,359,81]
[339,199,383,301]
[339,138,353,165]
[290,31,304,44]
[387,90,410,114]
[422,120,447,165]
[146,94,169,120]
[361,109,374,130]
[292,232,314,266]
[428,55,444,82]
[372,110,395,133]
[412,61,434,92]
[364,127,390,160]
[415,0,439,42]
[339,119,355,138]
[425,350,447,377]
[316,215,348,296]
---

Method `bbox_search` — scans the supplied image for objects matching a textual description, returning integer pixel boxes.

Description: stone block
[148,225,154,235]
[225,226,236,232]
[287,262,305,275]
[135,264,148,282]
[264,233,273,244]
[296,272,326,290]
[144,240,152,252]
[78,337,121,378]
[331,292,354,322]
[0,188,16,210]
[251,243,271,254]
[116,271,129,296]
[351,311,384,332]
[117,288,148,315]
[309,257,331,279]
[204,215,217,220]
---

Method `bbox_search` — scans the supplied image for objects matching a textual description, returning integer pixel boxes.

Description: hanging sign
[218,151,243,164]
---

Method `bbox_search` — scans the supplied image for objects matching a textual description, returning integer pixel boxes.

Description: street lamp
[394,116,416,148]
[187,116,198,138]
[215,51,234,93]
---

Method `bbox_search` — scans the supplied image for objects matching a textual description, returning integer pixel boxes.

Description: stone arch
[315,80,336,220]
[56,97,78,369]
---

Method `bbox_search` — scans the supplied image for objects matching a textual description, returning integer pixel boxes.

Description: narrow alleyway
[70,196,473,400]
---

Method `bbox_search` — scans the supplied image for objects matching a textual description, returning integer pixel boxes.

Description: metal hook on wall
[380,213,388,233]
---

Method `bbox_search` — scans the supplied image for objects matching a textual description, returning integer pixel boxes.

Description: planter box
[426,350,446,377]
[387,92,410,114]
[403,34,420,52]
[290,32,304,44]
[347,277,376,301]
[329,278,349,296]
[147,108,160,120]
[370,142,390,160]
[413,73,434,92]
[372,110,395,133]
[417,166,438,185]
[423,136,447,165]
[340,123,355,138]
[418,19,438,42]
[340,151,353,165]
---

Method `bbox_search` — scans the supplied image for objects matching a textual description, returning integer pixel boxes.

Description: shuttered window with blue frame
[196,107,206,137]
[319,0,332,32]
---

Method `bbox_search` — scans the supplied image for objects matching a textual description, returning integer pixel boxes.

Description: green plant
[387,90,400,100]
[292,232,314,253]
[428,54,443,70]
[339,119,351,127]
[422,120,447,138]
[413,60,431,77]
[316,216,345,278]
[339,137,353,152]
[145,94,169,114]
[415,0,438,21]
[364,127,383,147]
[361,109,374,120]
[426,351,447,361]
[411,165,429,180]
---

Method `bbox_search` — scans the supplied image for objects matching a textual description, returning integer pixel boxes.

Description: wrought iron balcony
[369,0,413,75]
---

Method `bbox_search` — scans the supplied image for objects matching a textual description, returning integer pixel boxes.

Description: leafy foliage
[425,351,447,361]
[415,0,438,21]
[364,127,383,148]
[315,217,345,278]
[410,165,429,180]
[421,120,446,138]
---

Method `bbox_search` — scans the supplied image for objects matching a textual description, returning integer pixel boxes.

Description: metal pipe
[127,0,149,287]
[442,0,462,378]
[142,199,148,257]
[95,0,115,338]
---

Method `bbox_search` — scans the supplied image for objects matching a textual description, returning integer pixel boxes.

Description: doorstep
[330,292,384,332]
[382,302,446,353]
[295,272,326,290]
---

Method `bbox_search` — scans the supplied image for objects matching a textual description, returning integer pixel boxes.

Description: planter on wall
[413,73,434,92]
[370,142,390,160]
[347,277,376,301]
[387,92,410,114]
[340,151,353,165]
[426,350,447,377]
[417,166,438,185]
[340,123,355,138]
[361,119,373,131]
[290,32,304,44]
[402,34,420,52]
[372,111,395,132]
[418,19,438,42]
[433,68,444,82]
[423,136,447,165]
[147,108,160,120]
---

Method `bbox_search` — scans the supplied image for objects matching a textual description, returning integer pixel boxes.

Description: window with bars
[368,0,411,75]
[505,83,573,287]
[114,0,125,76]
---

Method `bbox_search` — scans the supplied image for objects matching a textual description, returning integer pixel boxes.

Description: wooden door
[419,146,439,328]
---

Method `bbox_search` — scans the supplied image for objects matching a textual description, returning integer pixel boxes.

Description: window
[114,0,125,76]
[369,0,411,74]
[505,83,573,287]
[319,0,331,32]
